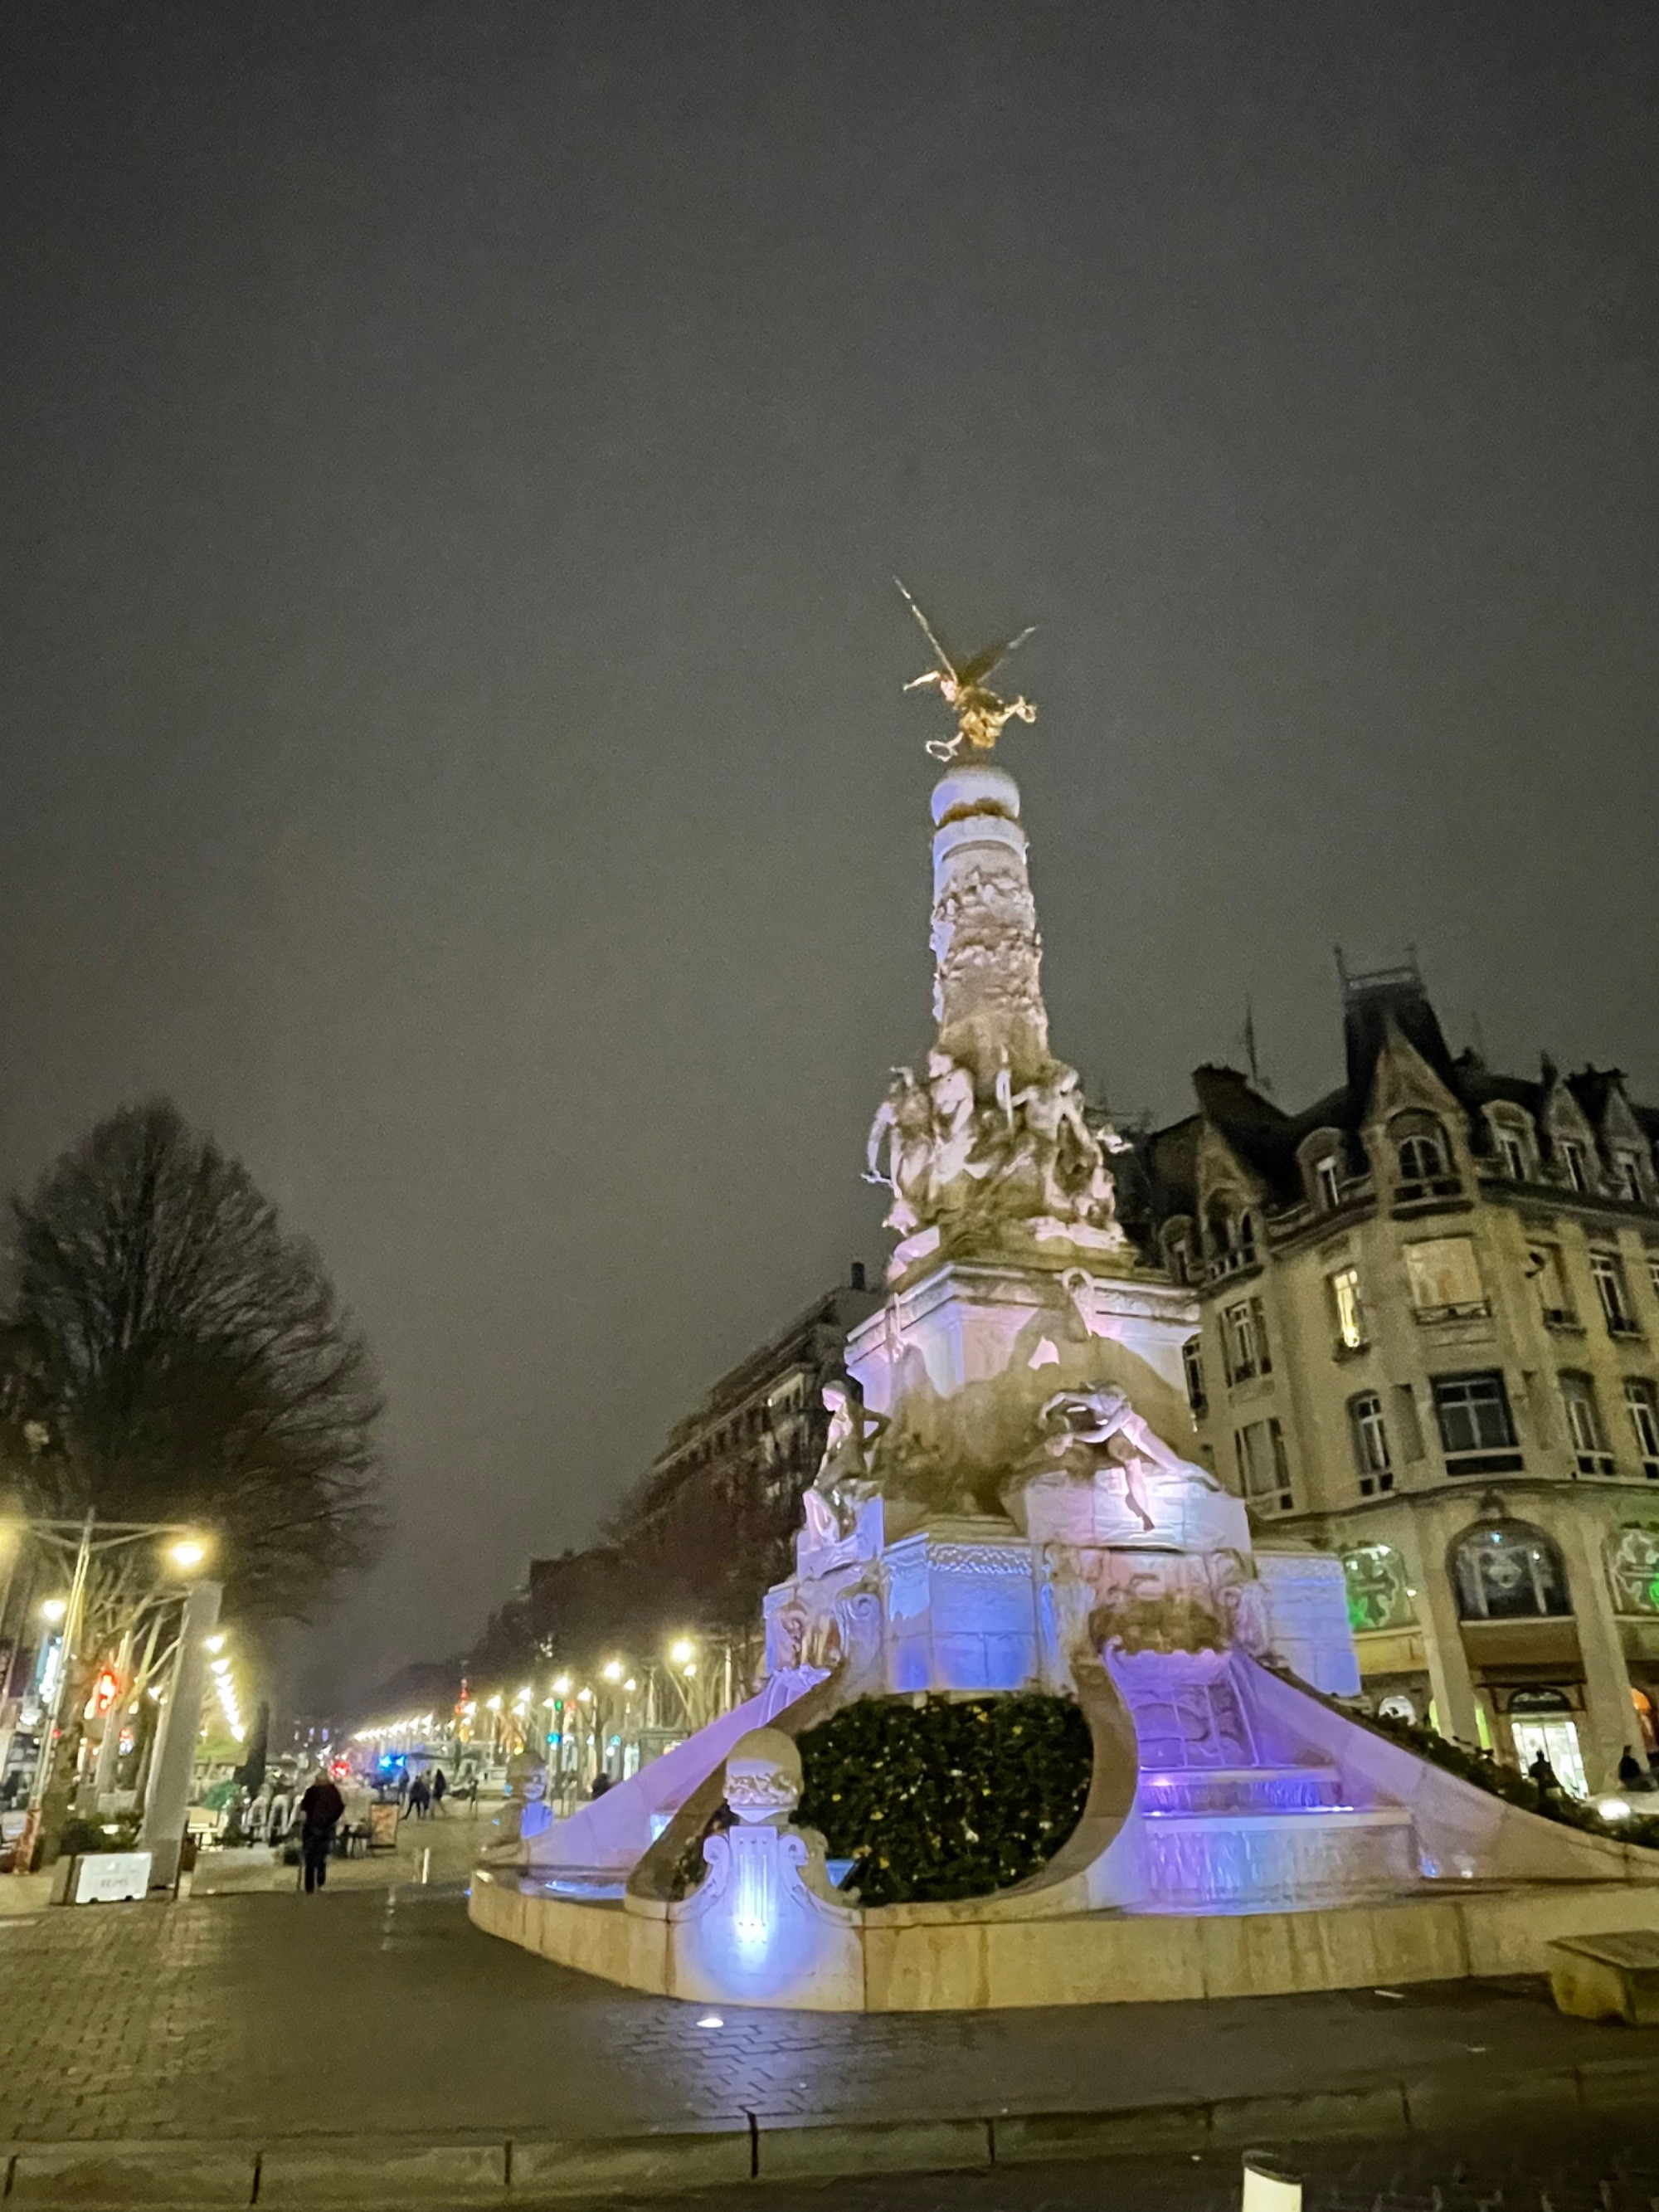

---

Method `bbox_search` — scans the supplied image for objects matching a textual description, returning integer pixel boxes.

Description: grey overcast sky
[2,2,1656,1706]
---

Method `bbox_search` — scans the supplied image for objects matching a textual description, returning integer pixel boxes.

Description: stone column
[929,765,1050,1088]
[1559,1508,1635,1791]
[1394,1508,1482,1747]
[140,1579,221,1889]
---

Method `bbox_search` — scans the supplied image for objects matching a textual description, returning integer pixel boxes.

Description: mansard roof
[1142,967,1657,1229]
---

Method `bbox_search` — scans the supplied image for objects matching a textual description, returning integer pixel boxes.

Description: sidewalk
[0,1882,1653,2198]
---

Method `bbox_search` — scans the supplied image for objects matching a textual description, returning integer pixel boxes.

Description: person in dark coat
[299,1771,346,1893]
[431,1768,448,1815]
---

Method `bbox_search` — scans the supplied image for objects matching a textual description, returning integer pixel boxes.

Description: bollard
[1242,2155,1302,2212]
[420,1846,431,1885]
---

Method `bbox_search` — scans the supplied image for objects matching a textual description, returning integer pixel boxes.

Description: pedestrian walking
[298,1771,346,1893]
[431,1768,448,1815]
[408,1774,431,1820]
[464,1775,479,1815]
[394,1768,410,1808]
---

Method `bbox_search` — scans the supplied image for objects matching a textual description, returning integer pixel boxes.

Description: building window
[1404,1236,1487,1321]
[1613,1152,1645,1203]
[1222,1297,1271,1383]
[1559,1138,1590,1193]
[1235,1417,1293,1513]
[1608,1523,1659,1616]
[1342,1542,1415,1633]
[1560,1372,1614,1476]
[1396,1128,1447,1182]
[1329,1266,1366,1352]
[1452,1520,1570,1620]
[1315,1155,1342,1212]
[1348,1391,1393,1494]
[1237,1210,1258,1264]
[1167,1235,1191,1285]
[1528,1244,1576,1328]
[1650,1250,1659,1304]
[1625,1380,1659,1478]
[1496,1127,1528,1182]
[1182,1335,1207,1417]
[1432,1371,1522,1473]
[1591,1252,1638,1335]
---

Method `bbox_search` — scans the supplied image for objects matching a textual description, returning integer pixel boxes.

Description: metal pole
[139,1578,222,1890]
[90,1623,136,1803]
[27,1511,94,1812]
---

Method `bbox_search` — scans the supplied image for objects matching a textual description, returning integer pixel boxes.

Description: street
[1,1874,1655,2153]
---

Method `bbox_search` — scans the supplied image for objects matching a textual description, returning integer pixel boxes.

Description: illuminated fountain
[474,605,1659,2003]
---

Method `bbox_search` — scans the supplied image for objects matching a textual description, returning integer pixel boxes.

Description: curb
[1,2052,1652,2206]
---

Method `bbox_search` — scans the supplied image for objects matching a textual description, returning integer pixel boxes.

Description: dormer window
[1613,1152,1645,1203]
[1237,1210,1258,1263]
[1394,1126,1447,1182]
[1316,1157,1342,1212]
[1496,1128,1527,1180]
[1559,1138,1590,1192]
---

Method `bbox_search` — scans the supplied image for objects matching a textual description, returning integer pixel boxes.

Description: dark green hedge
[1367,1708,1659,1851]
[795,1693,1092,1907]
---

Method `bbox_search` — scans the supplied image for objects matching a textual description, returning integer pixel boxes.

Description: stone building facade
[525,1272,882,1674]
[1146,961,1659,1795]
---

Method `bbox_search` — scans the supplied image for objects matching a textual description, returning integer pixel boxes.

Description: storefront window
[1608,1524,1659,1618]
[1508,1688,1588,1798]
[1452,1520,1571,1620]
[1341,1543,1415,1634]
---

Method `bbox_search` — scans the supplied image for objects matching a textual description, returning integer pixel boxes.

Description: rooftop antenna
[1242,996,1273,1096]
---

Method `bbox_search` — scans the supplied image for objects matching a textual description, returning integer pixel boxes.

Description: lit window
[1609,1523,1659,1614]
[1315,1156,1342,1212]
[1329,1266,1366,1351]
[1181,1336,1207,1416]
[1624,1379,1659,1476]
[1560,1373,1613,1476]
[1404,1236,1486,1320]
[1452,1521,1569,1620]
[1559,1138,1590,1192]
[1432,1371,1521,1471]
[1235,1417,1293,1512]
[1591,1252,1637,1334]
[1348,1391,1393,1494]
[1496,1128,1528,1182]
[1342,1542,1414,1632]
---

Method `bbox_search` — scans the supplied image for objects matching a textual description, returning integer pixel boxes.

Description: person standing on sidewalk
[431,1768,448,1815]
[298,1771,345,1893]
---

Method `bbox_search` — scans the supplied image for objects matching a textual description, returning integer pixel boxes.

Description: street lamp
[601,1659,623,1684]
[669,1636,695,1667]
[39,1597,67,1624]
[167,1537,208,1572]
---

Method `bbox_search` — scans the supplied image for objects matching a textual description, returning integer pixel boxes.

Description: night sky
[2,2,1656,1708]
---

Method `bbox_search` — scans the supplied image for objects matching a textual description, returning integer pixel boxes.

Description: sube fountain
[473,603,1659,2007]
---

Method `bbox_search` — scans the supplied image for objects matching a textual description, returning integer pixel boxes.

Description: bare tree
[6,1101,384,1621]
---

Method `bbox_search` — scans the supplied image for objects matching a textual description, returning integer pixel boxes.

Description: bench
[1548,1930,1659,2027]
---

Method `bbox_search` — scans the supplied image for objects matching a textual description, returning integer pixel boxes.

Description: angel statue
[864,1065,934,1235]
[897,580,1037,762]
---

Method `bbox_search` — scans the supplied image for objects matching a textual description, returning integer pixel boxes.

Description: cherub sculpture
[897,580,1037,762]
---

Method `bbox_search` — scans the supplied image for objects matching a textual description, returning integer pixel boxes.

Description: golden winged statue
[896,580,1037,762]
